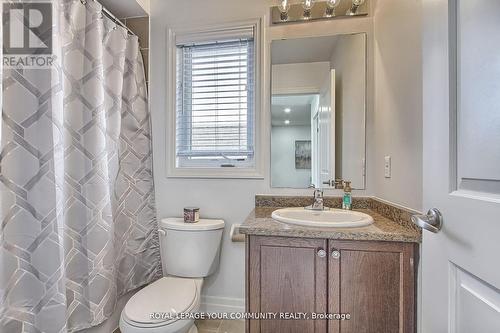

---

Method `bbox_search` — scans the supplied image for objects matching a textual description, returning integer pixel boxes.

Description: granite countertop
[240,207,422,243]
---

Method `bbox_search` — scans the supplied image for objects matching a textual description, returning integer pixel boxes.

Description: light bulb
[284,107,291,113]
[284,120,290,125]
[302,0,315,10]
[301,0,315,19]
[347,0,366,15]
[278,0,290,13]
[277,0,291,21]
[325,0,341,17]
[327,0,341,9]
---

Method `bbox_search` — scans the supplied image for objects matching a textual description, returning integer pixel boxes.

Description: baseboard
[200,295,245,313]
[371,196,422,214]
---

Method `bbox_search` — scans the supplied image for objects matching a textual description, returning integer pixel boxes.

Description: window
[175,28,255,170]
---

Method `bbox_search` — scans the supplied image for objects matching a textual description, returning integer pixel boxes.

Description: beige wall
[136,0,150,14]
[373,0,423,211]
[149,0,422,306]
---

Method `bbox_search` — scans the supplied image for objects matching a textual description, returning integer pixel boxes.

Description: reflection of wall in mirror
[271,126,311,188]
[330,34,366,188]
[272,62,329,94]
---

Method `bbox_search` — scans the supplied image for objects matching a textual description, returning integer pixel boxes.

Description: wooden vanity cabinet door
[328,240,417,333]
[247,235,328,333]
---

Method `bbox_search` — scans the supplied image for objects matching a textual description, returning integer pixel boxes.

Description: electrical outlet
[384,156,391,178]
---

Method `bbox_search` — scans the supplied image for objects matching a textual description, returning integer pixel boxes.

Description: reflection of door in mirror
[271,33,366,189]
[315,69,336,188]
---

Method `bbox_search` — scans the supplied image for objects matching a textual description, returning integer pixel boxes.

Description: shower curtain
[0,1,160,332]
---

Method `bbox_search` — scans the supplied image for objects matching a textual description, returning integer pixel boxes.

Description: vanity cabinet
[247,236,328,333]
[246,236,417,333]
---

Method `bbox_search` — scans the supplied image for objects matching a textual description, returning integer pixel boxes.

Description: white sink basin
[271,207,374,228]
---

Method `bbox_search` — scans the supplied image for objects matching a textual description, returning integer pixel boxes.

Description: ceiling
[99,0,148,18]
[271,94,317,126]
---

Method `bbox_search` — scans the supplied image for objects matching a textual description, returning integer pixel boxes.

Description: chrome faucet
[305,188,325,211]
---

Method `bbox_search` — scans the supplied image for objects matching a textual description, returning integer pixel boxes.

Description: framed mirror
[270,33,367,189]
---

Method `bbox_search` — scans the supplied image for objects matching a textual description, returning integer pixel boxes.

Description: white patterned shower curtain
[0,1,160,332]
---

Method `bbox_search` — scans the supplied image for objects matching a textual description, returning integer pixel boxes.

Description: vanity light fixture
[271,0,368,25]
[347,0,365,15]
[325,0,341,17]
[301,0,316,20]
[284,120,290,125]
[284,107,291,113]
[277,0,291,21]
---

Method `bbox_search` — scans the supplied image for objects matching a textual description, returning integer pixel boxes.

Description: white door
[421,0,500,332]
[312,108,320,187]
[317,69,336,187]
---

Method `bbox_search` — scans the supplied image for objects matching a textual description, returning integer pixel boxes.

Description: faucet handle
[334,179,344,189]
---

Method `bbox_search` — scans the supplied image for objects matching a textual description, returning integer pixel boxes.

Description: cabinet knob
[331,250,340,259]
[317,249,327,258]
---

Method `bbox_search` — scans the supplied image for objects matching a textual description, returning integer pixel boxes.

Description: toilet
[120,218,225,333]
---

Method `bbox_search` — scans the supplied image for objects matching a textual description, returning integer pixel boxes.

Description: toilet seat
[122,277,200,328]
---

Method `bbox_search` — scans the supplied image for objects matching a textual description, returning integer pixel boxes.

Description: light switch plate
[384,156,391,178]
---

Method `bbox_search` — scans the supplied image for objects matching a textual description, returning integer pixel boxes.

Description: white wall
[271,126,312,188]
[329,34,366,189]
[150,0,376,307]
[373,0,423,211]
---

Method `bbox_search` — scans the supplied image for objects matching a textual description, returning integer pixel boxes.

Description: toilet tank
[159,218,224,278]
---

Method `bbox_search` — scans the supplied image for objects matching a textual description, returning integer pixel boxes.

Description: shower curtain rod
[88,0,138,37]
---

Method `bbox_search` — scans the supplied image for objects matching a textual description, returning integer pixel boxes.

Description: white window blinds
[176,34,255,168]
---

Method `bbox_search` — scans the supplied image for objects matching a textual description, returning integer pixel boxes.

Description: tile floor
[114,320,244,333]
[196,319,245,333]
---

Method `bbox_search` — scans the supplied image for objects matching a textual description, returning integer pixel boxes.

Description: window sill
[166,167,264,179]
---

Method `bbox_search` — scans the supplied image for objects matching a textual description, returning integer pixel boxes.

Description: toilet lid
[160,218,225,231]
[124,277,197,324]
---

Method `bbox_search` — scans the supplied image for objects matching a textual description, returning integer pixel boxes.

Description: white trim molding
[165,18,265,179]
[200,295,245,314]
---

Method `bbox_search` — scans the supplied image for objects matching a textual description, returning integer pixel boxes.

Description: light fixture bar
[271,0,368,25]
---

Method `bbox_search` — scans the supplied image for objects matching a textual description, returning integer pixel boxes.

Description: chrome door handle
[322,180,333,187]
[317,249,327,258]
[411,208,443,233]
[331,250,340,259]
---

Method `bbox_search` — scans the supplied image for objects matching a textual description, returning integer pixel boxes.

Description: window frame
[176,38,255,169]
[166,19,264,179]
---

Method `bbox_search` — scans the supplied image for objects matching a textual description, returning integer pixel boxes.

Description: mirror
[271,33,366,189]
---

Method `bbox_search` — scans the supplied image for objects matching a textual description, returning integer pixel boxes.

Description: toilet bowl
[120,277,202,333]
[120,218,225,333]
